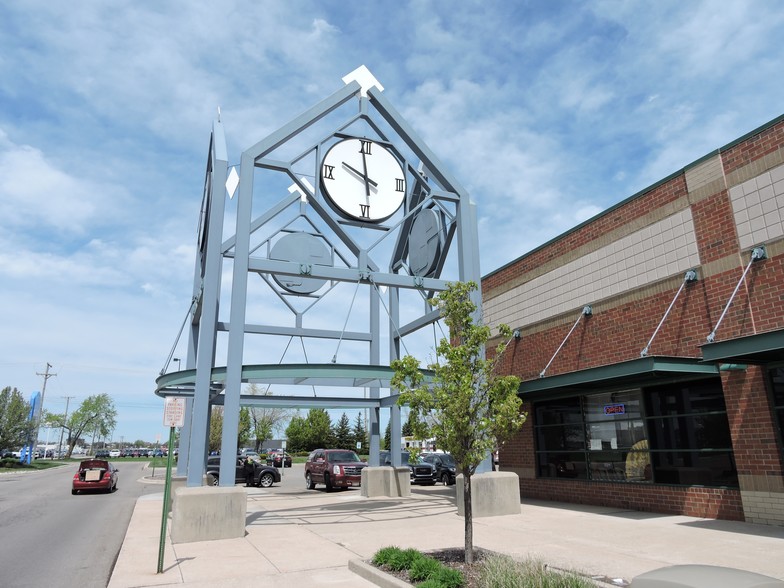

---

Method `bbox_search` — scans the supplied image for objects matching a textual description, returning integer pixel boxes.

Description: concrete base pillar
[171,486,247,544]
[456,471,520,517]
[361,466,410,498]
[168,475,187,513]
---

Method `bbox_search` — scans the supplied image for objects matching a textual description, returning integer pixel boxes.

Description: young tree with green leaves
[391,281,525,564]
[0,386,33,451]
[46,393,117,458]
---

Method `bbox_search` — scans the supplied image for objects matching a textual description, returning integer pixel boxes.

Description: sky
[2,0,783,446]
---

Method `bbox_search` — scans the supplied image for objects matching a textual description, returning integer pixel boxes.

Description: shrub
[428,566,465,588]
[372,546,402,567]
[391,548,425,571]
[408,556,442,582]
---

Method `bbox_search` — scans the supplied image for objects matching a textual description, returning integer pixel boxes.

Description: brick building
[483,114,784,525]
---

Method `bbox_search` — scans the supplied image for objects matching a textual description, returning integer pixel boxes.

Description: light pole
[173,358,181,371]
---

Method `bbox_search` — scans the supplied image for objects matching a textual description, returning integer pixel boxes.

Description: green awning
[701,329,784,365]
[519,356,720,397]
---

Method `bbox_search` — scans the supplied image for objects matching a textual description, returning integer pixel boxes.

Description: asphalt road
[0,460,160,588]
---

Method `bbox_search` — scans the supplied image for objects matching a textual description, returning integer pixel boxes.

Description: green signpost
[158,397,185,574]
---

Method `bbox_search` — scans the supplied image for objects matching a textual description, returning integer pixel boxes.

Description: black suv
[379,450,438,485]
[422,452,457,486]
[206,456,281,488]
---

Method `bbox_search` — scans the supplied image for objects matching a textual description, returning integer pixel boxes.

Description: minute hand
[342,162,378,188]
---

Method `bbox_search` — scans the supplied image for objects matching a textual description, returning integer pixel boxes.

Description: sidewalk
[109,478,784,587]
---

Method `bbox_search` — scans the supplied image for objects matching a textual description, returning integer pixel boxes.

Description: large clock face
[321,138,406,222]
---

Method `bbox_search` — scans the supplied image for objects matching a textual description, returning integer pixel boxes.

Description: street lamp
[173,358,181,372]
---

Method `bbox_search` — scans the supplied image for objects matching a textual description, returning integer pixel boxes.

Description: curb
[348,559,413,588]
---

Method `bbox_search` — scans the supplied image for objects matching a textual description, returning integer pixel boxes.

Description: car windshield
[438,454,456,466]
[329,451,360,462]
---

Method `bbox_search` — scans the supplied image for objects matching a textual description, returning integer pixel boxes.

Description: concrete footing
[361,466,411,498]
[456,471,520,517]
[170,486,247,544]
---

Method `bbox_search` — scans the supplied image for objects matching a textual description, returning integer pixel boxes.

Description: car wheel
[71,489,78,495]
[305,472,316,490]
[258,472,274,488]
[324,473,333,492]
[209,474,219,486]
[441,473,450,486]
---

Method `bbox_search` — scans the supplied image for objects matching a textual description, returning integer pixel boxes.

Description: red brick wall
[488,116,784,522]
[484,176,689,294]
[723,367,784,477]
[721,120,784,175]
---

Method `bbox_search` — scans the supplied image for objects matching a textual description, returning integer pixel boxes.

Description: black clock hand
[360,149,371,198]
[342,162,379,187]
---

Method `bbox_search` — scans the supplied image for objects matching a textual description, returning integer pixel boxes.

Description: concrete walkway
[109,479,784,587]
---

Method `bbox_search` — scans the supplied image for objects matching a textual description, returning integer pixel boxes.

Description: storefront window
[645,381,737,488]
[533,379,737,487]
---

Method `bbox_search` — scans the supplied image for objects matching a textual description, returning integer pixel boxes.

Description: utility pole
[56,396,75,459]
[33,363,56,455]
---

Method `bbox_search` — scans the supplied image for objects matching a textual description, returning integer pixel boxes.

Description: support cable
[539,306,592,378]
[706,246,767,343]
[160,296,199,375]
[331,279,362,363]
[641,270,698,357]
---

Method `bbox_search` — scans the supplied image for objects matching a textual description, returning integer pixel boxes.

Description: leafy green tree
[306,408,333,449]
[238,407,252,448]
[332,412,353,449]
[284,412,308,452]
[383,421,391,450]
[47,393,117,458]
[351,412,366,453]
[402,410,415,438]
[285,408,333,452]
[0,387,33,451]
[209,406,223,454]
[391,281,525,564]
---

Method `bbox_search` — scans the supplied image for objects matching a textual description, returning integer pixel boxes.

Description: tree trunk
[464,471,474,563]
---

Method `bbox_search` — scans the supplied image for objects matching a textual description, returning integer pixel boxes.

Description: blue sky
[2,1,783,445]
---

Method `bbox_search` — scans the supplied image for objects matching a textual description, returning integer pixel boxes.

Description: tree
[391,281,525,564]
[47,393,117,458]
[238,407,252,448]
[332,412,353,449]
[382,421,391,450]
[285,408,333,452]
[245,383,292,450]
[284,412,308,452]
[0,387,33,451]
[351,412,366,453]
[209,406,223,454]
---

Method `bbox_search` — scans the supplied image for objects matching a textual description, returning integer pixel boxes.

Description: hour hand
[342,162,378,187]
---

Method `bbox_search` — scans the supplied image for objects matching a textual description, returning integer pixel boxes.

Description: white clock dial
[321,138,406,222]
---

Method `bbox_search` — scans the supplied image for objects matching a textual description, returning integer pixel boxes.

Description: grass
[0,458,72,470]
[478,555,596,588]
[371,547,595,588]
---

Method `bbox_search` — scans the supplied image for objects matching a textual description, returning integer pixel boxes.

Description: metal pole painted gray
[187,122,229,486]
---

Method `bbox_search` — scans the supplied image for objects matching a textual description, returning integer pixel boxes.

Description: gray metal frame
[157,73,481,486]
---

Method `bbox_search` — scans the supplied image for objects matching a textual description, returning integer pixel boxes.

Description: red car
[305,449,367,491]
[72,459,119,494]
[266,452,292,468]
